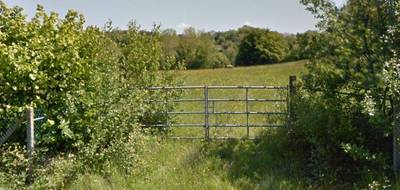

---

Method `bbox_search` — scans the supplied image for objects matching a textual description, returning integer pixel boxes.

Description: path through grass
[70,61,307,190]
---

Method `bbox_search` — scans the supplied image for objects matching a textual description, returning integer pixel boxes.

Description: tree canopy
[236,27,287,66]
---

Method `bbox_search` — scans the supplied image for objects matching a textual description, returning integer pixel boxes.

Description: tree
[236,27,287,66]
[172,28,229,69]
[296,30,324,59]
[292,0,399,185]
[282,34,299,61]
[213,30,240,64]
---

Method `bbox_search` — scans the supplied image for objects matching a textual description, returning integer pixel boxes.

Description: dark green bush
[291,88,392,186]
[289,0,400,187]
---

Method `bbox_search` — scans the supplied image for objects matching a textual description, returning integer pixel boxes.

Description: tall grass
[69,61,307,189]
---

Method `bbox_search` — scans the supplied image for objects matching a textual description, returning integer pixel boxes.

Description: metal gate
[143,77,296,140]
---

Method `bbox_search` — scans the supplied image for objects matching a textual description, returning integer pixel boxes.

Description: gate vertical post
[165,99,169,129]
[246,87,249,138]
[204,86,209,140]
[394,101,400,177]
[288,76,297,127]
[27,106,34,183]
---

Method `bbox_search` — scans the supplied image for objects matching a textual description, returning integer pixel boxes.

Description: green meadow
[178,60,305,86]
[169,60,306,138]
[70,60,308,190]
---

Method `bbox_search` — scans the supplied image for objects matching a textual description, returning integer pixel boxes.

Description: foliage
[162,27,230,69]
[282,34,299,62]
[296,31,325,59]
[0,144,28,188]
[213,29,241,65]
[68,60,307,189]
[236,27,288,66]
[290,0,400,187]
[284,31,325,61]
[0,2,178,188]
[159,26,313,69]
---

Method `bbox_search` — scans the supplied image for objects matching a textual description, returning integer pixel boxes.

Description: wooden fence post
[27,107,34,155]
[27,107,34,184]
[288,76,297,127]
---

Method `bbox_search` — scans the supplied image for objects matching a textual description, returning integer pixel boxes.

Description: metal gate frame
[143,76,297,140]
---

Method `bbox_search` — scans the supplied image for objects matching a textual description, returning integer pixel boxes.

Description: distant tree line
[107,26,323,69]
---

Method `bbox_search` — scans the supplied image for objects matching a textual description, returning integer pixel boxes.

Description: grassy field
[170,60,306,138]
[178,60,305,86]
[70,60,308,190]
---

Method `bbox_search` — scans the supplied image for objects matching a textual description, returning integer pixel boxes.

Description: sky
[3,0,347,34]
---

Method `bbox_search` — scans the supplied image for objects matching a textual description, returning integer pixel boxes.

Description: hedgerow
[289,0,400,188]
[0,2,178,188]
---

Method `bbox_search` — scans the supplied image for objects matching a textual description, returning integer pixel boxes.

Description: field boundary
[142,76,297,140]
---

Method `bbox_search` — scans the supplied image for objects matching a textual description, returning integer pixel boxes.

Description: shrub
[0,2,178,188]
[0,144,28,189]
[289,0,400,187]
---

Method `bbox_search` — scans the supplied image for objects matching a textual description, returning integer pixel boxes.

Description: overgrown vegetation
[0,2,178,188]
[1,0,400,189]
[288,0,400,188]
[69,61,307,190]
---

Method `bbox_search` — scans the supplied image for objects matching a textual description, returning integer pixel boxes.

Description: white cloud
[243,21,252,26]
[177,23,192,29]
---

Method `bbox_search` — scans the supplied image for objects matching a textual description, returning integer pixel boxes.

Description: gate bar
[166,111,287,115]
[167,136,260,140]
[209,98,287,102]
[150,98,287,102]
[208,86,287,89]
[141,124,285,128]
[209,124,284,127]
[148,86,204,90]
[147,86,288,90]
[143,84,290,140]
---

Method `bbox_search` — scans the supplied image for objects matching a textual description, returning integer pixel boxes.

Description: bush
[0,144,28,188]
[291,88,391,185]
[289,0,400,187]
[0,2,178,188]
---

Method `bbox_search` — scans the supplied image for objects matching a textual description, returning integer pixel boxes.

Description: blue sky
[3,0,346,34]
